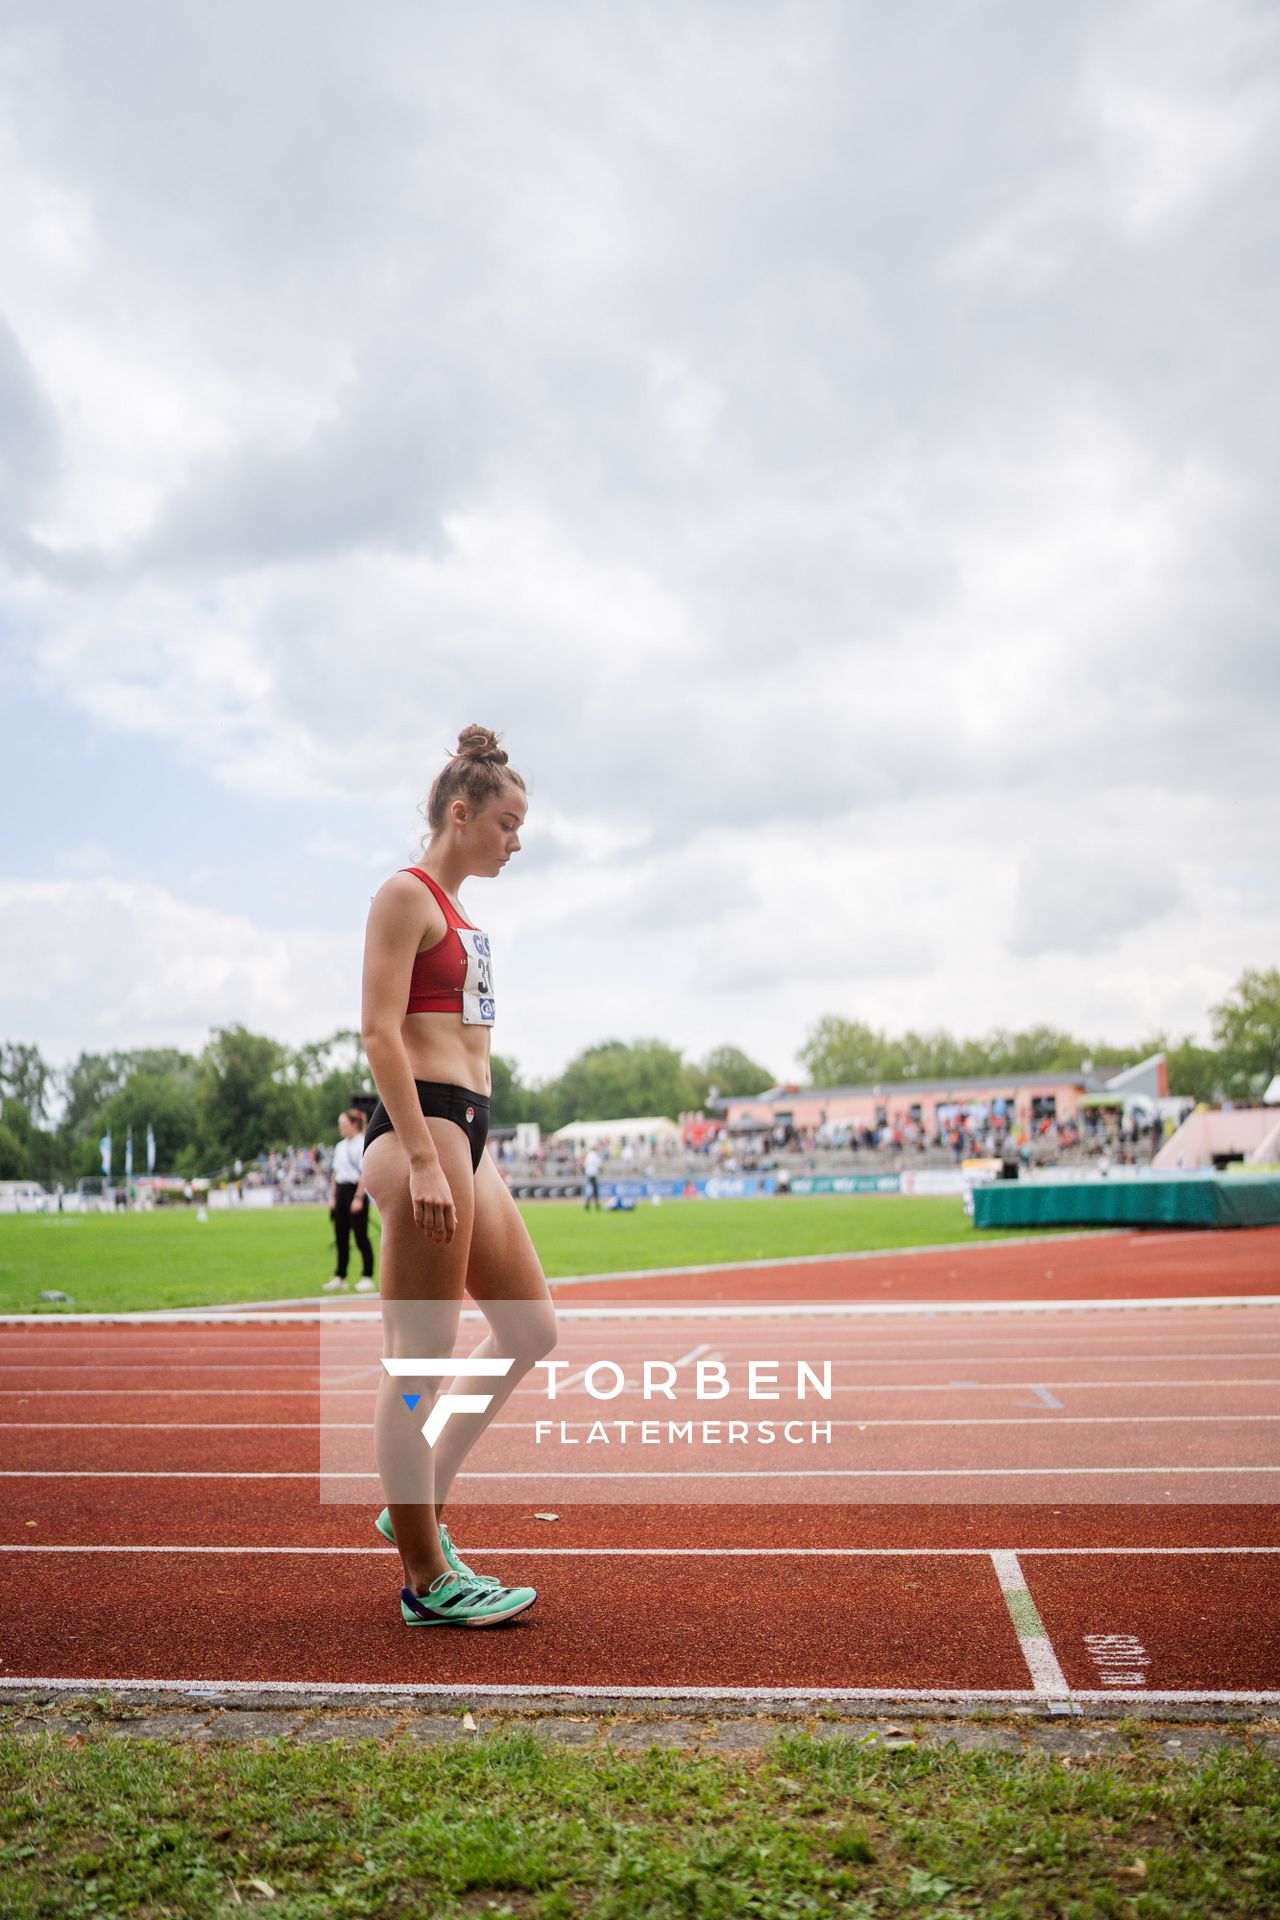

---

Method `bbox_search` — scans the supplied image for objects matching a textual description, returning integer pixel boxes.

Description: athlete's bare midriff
[399,1009,491,1097]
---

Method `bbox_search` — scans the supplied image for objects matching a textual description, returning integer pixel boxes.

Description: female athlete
[360,725,557,1626]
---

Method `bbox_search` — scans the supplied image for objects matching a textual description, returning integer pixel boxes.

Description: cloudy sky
[2,0,1277,1088]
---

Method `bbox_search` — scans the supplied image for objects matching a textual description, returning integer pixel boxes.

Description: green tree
[0,1103,60,1182]
[283,1030,373,1145]
[694,1044,776,1101]
[1161,1035,1221,1105]
[488,1054,532,1129]
[799,1014,1138,1087]
[892,1029,969,1078]
[196,1026,298,1169]
[83,1065,202,1182]
[58,1048,199,1169]
[968,1026,1087,1075]
[0,1120,26,1179]
[1210,967,1280,1100]
[798,1018,898,1087]
[536,1039,703,1130]
[0,1041,52,1123]
[59,1052,133,1155]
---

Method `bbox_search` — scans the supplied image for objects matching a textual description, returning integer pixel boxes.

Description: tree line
[0,1032,775,1183]
[798,968,1279,1108]
[0,966,1274,1183]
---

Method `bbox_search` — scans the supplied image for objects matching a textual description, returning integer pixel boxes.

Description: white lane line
[0,1344,327,1356]
[1,1422,341,1431]
[3,1544,1278,1556]
[9,1327,1277,1357]
[4,1292,1277,1326]
[7,1348,1280,1377]
[0,1365,329,1375]
[2,1351,1280,1382]
[10,1351,1280,1382]
[12,1303,1273,1333]
[7,1413,1280,1432]
[524,1371,1280,1397]
[510,1357,1280,1387]
[493,1414,1280,1430]
[4,1465,1278,1479]
[3,1379,1278,1399]
[4,1675,1278,1706]
[991,1549,1072,1708]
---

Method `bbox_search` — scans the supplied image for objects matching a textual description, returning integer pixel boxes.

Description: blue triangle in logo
[402,1393,421,1412]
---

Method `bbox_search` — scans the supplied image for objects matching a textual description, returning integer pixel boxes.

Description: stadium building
[723,1054,1170,1140]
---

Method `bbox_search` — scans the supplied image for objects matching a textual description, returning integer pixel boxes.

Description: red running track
[553,1225,1280,1305]
[2,1232,1279,1704]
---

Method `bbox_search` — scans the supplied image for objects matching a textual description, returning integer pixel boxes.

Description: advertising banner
[786,1174,902,1195]
[600,1179,690,1200]
[694,1175,778,1199]
[898,1169,970,1196]
[506,1177,783,1202]
[507,1180,583,1200]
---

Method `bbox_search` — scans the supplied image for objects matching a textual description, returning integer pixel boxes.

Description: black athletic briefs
[364,1080,491,1174]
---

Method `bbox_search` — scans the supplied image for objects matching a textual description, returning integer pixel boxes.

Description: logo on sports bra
[457,928,495,1026]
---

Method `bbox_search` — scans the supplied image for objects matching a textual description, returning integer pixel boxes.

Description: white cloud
[1,0,1277,1082]
[1087,0,1280,233]
[0,878,359,1062]
[1009,839,1183,957]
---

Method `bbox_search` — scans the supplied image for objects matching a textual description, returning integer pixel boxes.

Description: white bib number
[458,928,495,1026]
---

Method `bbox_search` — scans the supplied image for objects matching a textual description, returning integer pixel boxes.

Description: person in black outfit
[327,1108,375,1291]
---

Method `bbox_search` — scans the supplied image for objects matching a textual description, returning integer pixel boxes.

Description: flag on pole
[125,1126,134,1180]
[146,1123,156,1174]
[99,1131,112,1176]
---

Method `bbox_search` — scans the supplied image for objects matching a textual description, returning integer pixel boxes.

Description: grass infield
[0,1194,1030,1315]
[2,1724,1277,1918]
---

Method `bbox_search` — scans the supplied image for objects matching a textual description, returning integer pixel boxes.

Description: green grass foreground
[2,1726,1277,1918]
[0,1194,1023,1314]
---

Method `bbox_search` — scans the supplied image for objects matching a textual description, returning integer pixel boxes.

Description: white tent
[551,1116,680,1147]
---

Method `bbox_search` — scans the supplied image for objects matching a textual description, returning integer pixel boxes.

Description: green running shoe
[374,1510,501,1587]
[401,1571,537,1627]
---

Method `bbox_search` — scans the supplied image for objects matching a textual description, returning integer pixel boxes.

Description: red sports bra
[402,868,496,1027]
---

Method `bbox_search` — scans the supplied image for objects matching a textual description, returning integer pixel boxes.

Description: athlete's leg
[429,1151,559,1516]
[362,1121,476,1593]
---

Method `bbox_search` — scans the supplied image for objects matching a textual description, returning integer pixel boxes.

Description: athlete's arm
[360,875,458,1243]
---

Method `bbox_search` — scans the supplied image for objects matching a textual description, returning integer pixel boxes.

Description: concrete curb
[3,1690,1278,1752]
[3,1703,1277,1759]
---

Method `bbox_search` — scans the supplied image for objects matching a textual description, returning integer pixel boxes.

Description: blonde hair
[424,725,526,835]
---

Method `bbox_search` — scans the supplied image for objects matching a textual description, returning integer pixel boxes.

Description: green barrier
[972,1176,1280,1230]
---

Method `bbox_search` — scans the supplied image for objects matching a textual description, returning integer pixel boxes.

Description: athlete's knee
[380,1295,463,1362]
[498,1300,559,1367]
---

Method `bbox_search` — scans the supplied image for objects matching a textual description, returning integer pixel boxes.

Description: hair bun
[455,724,508,765]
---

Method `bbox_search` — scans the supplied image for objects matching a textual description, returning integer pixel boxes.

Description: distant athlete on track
[361,726,558,1627]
